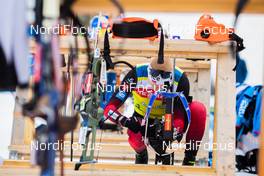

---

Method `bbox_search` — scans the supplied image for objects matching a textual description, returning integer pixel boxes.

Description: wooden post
[23,118,34,145]
[212,53,236,175]
[10,109,26,146]
[11,89,34,146]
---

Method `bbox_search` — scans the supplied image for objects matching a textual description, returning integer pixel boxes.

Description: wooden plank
[76,57,211,69]
[212,53,235,175]
[12,78,34,146]
[11,109,26,145]
[30,37,231,59]
[72,0,264,14]
[0,167,214,176]
[23,118,34,145]
[0,167,213,176]
[97,39,229,59]
[99,39,230,54]
[64,131,127,143]
[62,57,211,73]
[1,160,216,176]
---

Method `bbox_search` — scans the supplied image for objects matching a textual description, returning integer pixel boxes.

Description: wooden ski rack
[7,37,236,176]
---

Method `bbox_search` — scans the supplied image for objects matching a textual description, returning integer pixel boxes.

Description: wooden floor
[0,160,215,176]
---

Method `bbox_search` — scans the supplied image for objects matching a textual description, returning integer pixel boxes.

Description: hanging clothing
[0,0,29,91]
[236,83,263,139]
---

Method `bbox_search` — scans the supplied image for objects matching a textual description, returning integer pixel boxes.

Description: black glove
[119,116,142,133]
[141,123,159,138]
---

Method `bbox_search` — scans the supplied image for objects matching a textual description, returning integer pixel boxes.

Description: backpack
[236,83,262,140]
[235,83,262,174]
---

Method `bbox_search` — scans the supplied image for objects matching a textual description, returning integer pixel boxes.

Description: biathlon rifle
[22,0,79,175]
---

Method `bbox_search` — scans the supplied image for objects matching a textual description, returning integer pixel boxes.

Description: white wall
[127,12,264,85]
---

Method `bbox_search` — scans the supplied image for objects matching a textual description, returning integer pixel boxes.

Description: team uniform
[104,63,206,165]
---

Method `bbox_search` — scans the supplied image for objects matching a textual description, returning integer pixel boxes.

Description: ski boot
[155,152,174,165]
[182,153,196,166]
[135,149,148,164]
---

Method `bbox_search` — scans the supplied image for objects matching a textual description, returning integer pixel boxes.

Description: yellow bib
[132,90,165,119]
[132,64,183,119]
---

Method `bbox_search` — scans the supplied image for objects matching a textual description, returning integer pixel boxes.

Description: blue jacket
[236,84,262,138]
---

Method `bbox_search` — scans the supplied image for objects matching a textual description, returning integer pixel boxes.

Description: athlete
[103,57,206,165]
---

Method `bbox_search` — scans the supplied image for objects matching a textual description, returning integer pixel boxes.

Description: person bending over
[103,58,206,165]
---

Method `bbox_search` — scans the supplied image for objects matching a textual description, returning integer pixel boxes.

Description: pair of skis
[22,0,87,175]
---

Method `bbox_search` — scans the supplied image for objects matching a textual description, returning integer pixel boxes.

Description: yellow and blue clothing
[132,64,184,118]
[109,63,187,120]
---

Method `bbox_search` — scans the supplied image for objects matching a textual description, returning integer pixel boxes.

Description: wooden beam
[30,37,230,59]
[2,160,216,176]
[0,167,212,176]
[97,39,229,59]
[212,53,235,175]
[72,0,264,14]
[102,57,211,69]
[63,56,211,72]
[11,101,28,146]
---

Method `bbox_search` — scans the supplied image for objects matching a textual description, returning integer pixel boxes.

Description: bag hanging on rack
[194,14,245,52]
[105,17,165,64]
